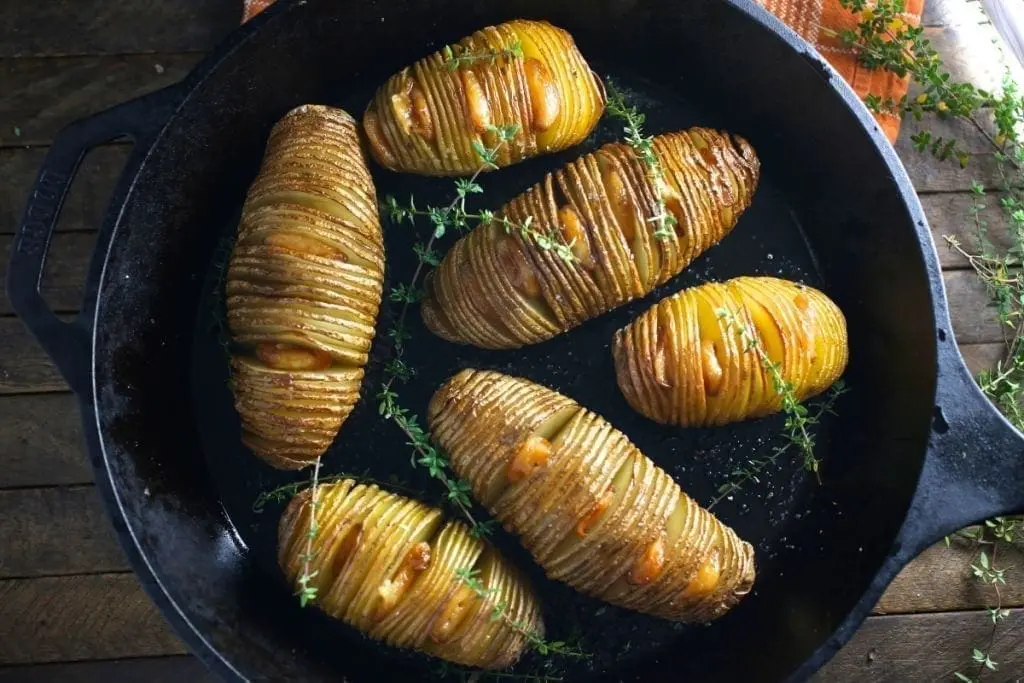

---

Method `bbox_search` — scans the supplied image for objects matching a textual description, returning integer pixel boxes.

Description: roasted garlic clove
[363,19,605,176]
[614,276,849,427]
[226,105,384,469]
[428,369,756,622]
[420,129,760,349]
[279,481,543,669]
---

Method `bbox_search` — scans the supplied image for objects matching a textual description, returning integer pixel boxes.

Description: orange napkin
[241,0,922,142]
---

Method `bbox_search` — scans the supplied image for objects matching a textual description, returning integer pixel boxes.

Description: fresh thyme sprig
[385,125,576,265]
[296,455,322,607]
[715,306,838,481]
[708,380,848,508]
[829,2,1024,677]
[378,125,568,539]
[946,519,1017,682]
[252,472,421,513]
[605,84,677,240]
[378,391,497,539]
[442,41,524,71]
[455,568,588,660]
[825,0,1019,169]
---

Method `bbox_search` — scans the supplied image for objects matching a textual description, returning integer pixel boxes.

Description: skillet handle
[893,338,1024,562]
[6,85,183,395]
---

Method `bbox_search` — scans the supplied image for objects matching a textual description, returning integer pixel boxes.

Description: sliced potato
[279,481,543,669]
[363,20,605,176]
[613,276,849,427]
[227,105,384,468]
[421,129,760,349]
[428,369,756,622]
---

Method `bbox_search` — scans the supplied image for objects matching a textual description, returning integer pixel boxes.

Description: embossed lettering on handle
[17,169,68,258]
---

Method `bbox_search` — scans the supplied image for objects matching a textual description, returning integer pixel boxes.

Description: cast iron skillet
[7,0,1024,680]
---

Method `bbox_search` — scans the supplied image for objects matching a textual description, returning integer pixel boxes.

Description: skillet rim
[78,0,945,681]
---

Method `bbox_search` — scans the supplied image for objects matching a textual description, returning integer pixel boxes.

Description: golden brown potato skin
[226,105,384,469]
[428,369,756,623]
[363,19,605,176]
[278,480,543,669]
[614,276,849,427]
[420,129,760,349]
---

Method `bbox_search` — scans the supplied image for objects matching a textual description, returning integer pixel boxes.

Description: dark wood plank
[0,393,89,488]
[0,317,71,395]
[0,657,215,683]
[816,609,1024,681]
[0,233,96,315]
[961,342,1007,377]
[923,192,1011,269]
[0,145,130,235]
[0,1,236,58]
[0,487,126,578]
[898,115,1003,194]
[946,269,1004,345]
[0,54,201,148]
[0,574,187,664]
[876,540,1024,614]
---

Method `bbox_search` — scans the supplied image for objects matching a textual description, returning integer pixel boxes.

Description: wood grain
[816,609,1024,682]
[0,574,187,664]
[0,394,89,489]
[0,657,215,683]
[0,234,96,315]
[0,317,72,395]
[0,1,236,58]
[0,146,130,235]
[897,115,1004,193]
[0,55,200,147]
[923,192,1011,269]
[877,540,1024,614]
[0,487,126,578]
[945,269,1004,345]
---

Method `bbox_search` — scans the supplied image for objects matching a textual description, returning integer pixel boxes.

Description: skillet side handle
[5,86,183,395]
[894,340,1024,561]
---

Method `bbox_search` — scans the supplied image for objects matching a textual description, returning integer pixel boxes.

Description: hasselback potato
[279,480,543,669]
[428,370,755,622]
[226,105,384,469]
[362,19,605,175]
[420,129,760,349]
[614,276,848,427]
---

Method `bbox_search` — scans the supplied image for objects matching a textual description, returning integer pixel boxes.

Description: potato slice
[226,105,384,469]
[614,276,848,427]
[421,129,760,349]
[428,370,756,623]
[279,481,543,669]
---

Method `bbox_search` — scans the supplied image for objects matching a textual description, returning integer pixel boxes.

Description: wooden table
[0,1,1022,681]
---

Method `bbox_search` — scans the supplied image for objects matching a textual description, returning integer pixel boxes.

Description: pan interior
[91,2,938,681]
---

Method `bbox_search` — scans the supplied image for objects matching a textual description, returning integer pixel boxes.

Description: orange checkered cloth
[241,0,923,142]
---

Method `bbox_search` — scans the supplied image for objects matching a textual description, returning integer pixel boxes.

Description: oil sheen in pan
[189,64,846,681]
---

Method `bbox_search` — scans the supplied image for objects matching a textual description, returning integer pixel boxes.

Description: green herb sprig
[708,381,848,508]
[296,455,322,607]
[827,0,1019,169]
[378,124,571,539]
[385,125,576,265]
[454,568,588,660]
[715,306,840,482]
[826,0,1024,677]
[605,84,678,239]
[442,41,524,71]
[946,520,1017,682]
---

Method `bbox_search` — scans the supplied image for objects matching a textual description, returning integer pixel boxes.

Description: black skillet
[7,0,1024,680]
